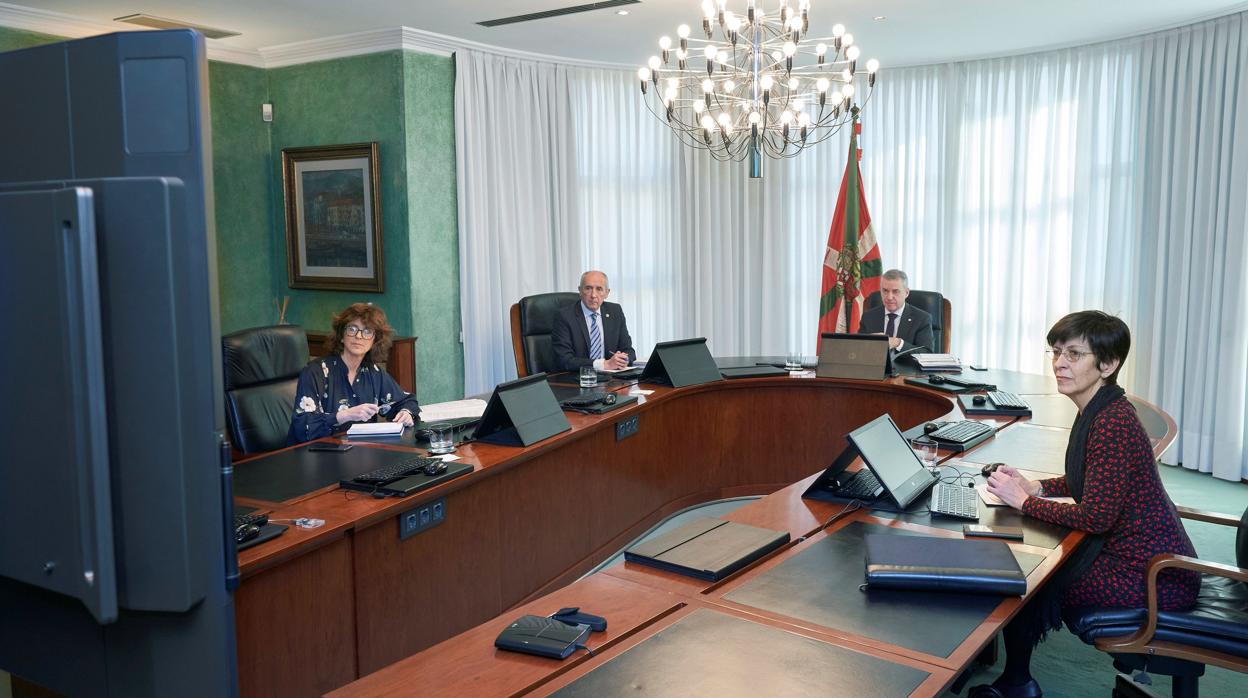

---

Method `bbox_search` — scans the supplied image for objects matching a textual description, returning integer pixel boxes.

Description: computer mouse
[235,524,262,545]
[603,393,617,405]
[981,462,1005,477]
[923,422,941,434]
[972,394,987,405]
[928,375,947,385]
[423,460,448,476]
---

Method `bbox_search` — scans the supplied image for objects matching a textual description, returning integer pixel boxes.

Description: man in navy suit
[551,270,636,371]
[857,269,934,352]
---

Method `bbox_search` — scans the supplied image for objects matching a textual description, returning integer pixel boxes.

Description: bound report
[624,518,790,581]
[863,533,1027,596]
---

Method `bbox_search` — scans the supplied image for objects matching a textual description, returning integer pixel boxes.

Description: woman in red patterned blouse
[972,311,1199,698]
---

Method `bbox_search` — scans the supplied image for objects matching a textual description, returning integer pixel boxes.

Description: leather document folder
[863,533,1027,596]
[624,517,790,581]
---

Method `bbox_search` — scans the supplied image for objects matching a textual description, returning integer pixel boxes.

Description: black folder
[624,518,790,581]
[863,533,1027,596]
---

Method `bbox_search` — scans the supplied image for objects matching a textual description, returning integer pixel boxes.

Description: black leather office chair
[1064,504,1248,697]
[864,289,951,352]
[509,292,579,377]
[222,325,309,455]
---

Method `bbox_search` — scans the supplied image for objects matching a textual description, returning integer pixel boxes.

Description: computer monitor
[816,333,889,380]
[0,30,236,696]
[846,413,938,509]
[473,373,571,446]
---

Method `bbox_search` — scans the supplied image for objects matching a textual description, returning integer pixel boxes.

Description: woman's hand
[985,465,1041,510]
[335,402,379,425]
[391,409,415,427]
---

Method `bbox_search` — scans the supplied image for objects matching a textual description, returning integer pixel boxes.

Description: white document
[346,422,405,437]
[419,398,488,422]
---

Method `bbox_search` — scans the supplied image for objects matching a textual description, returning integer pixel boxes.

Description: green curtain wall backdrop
[0,26,464,402]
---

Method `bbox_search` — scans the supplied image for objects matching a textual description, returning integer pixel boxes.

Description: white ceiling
[7,0,1248,68]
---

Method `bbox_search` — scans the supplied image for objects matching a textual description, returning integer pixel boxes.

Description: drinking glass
[910,437,938,475]
[427,422,455,455]
[579,365,599,388]
[785,353,804,371]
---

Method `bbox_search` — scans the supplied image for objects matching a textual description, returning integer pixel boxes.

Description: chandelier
[637,0,878,177]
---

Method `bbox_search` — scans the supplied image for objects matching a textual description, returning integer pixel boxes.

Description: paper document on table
[913,353,962,371]
[599,362,645,374]
[419,398,487,422]
[346,422,404,437]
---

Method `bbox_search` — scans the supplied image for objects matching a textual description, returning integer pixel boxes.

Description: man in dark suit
[857,269,934,352]
[551,270,636,371]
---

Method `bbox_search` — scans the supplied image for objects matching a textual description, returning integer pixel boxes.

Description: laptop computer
[816,333,889,380]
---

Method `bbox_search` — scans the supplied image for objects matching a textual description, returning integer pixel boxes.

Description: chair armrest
[1176,505,1241,527]
[1096,553,1248,654]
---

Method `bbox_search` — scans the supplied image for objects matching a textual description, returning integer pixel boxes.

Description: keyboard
[930,482,980,520]
[989,391,1030,410]
[927,420,994,445]
[233,512,268,528]
[834,469,884,499]
[351,455,446,485]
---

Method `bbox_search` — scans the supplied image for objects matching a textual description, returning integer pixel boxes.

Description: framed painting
[280,142,384,292]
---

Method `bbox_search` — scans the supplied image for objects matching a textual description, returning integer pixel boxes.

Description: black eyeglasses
[344,325,375,339]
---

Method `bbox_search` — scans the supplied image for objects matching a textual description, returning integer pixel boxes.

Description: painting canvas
[281,142,384,292]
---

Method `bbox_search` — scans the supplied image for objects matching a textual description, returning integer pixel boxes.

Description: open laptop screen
[846,413,937,509]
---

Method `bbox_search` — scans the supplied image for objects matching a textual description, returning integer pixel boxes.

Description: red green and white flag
[818,121,881,337]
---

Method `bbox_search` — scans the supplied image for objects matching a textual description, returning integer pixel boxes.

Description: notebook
[863,533,1027,595]
[624,517,790,581]
[345,422,405,438]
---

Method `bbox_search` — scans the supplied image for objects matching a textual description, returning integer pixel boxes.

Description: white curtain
[455,12,1248,480]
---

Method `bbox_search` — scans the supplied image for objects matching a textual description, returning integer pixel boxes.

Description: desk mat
[551,608,927,697]
[960,424,1069,474]
[723,522,1041,659]
[233,445,422,502]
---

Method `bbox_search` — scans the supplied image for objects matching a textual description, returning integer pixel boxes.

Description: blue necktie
[589,313,603,361]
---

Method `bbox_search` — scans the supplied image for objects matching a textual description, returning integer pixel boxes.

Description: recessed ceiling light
[873,16,887,21]
[617,10,630,15]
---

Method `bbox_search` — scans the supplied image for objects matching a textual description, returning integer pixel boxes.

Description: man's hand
[336,402,379,425]
[605,352,630,370]
[391,409,415,427]
[888,337,903,350]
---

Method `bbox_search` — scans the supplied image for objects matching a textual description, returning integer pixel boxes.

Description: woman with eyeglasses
[287,303,420,445]
[971,311,1198,698]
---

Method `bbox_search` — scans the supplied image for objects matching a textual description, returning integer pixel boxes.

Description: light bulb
[760,75,774,90]
[701,0,715,18]
[787,16,802,32]
[648,56,661,70]
[704,45,718,60]
[693,101,705,114]
[816,78,829,92]
[866,58,880,73]
[717,113,731,127]
[701,114,715,130]
[702,78,714,93]
[787,77,799,90]
[846,46,860,61]
[659,36,671,50]
[725,11,737,26]
[638,67,651,81]
[843,33,854,47]
[664,86,677,101]
[798,112,811,127]
[678,24,691,39]
[677,48,688,60]
[771,50,782,62]
[792,98,804,112]
[843,84,855,98]
[748,111,761,124]
[717,0,727,9]
[724,80,736,91]
[815,43,827,56]
[667,77,679,90]
[717,51,728,64]
[830,90,843,103]
[832,24,845,38]
[783,41,797,57]
[780,111,793,124]
[842,68,853,82]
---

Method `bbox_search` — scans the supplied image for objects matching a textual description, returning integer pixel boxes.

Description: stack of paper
[418,398,487,422]
[912,353,962,372]
[346,422,405,438]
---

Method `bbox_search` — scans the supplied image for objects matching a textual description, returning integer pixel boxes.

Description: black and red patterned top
[1021,396,1200,610]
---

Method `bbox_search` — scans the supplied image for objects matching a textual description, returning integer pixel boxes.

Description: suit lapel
[573,303,591,353]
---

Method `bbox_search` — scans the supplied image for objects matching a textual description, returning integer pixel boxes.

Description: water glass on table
[579,365,599,388]
[785,353,804,371]
[427,422,456,455]
[910,437,938,475]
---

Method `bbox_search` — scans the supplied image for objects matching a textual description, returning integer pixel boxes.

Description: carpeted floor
[592,465,1247,697]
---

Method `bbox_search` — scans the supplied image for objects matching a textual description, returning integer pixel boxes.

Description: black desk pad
[872,466,1070,549]
[233,444,426,502]
[959,423,1069,474]
[723,522,1042,659]
[551,608,928,697]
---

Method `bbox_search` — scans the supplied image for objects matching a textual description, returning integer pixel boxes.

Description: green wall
[0,26,464,402]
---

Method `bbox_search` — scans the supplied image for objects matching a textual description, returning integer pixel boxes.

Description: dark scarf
[1023,382,1126,645]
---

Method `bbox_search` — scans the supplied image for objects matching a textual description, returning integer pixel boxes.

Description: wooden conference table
[231,362,1175,697]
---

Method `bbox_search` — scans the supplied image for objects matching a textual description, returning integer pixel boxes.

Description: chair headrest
[222,325,308,390]
[518,292,579,336]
